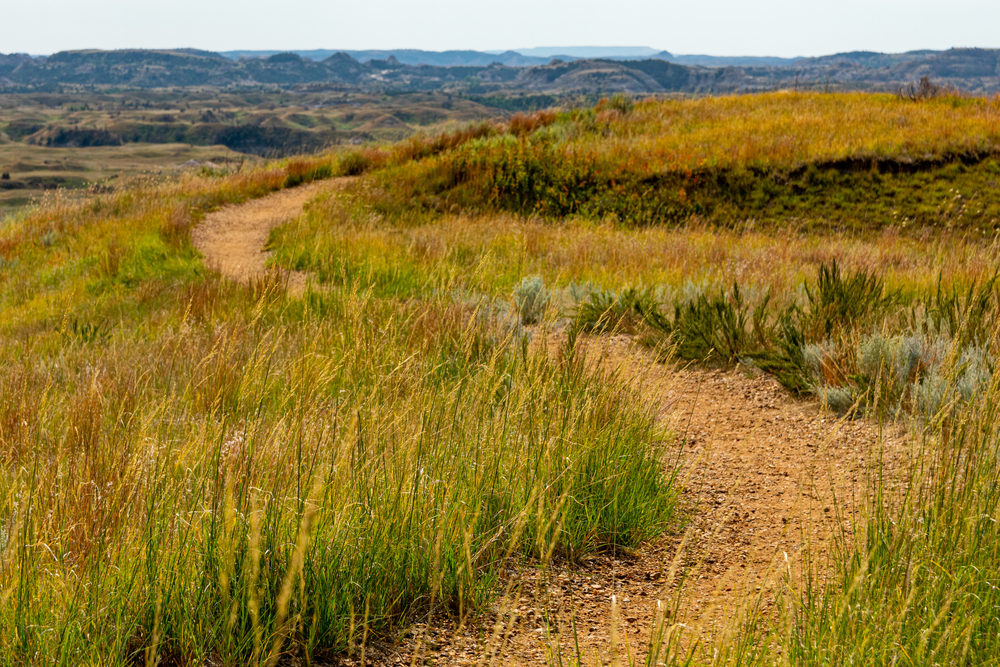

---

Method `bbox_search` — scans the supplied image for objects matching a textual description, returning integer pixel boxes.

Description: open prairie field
[1,91,999,666]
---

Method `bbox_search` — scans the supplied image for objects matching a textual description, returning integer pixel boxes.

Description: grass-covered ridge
[342,92,1000,231]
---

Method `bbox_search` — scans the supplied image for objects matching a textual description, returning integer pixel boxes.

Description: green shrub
[603,93,635,115]
[284,159,333,187]
[804,259,899,338]
[818,385,857,414]
[746,310,812,394]
[669,283,750,364]
[573,282,758,364]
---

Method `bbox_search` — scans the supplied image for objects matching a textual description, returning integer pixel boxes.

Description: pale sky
[1,0,997,57]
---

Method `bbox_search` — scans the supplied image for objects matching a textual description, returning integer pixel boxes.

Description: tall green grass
[780,362,1000,665]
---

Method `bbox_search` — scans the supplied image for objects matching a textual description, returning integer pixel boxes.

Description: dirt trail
[368,335,906,666]
[192,179,350,293]
[191,189,905,664]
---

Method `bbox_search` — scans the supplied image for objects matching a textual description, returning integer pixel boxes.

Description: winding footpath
[190,185,906,665]
[192,178,351,294]
[382,335,906,666]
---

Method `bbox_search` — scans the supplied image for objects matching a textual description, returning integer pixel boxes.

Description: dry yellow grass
[592,92,1000,169]
[274,200,1000,307]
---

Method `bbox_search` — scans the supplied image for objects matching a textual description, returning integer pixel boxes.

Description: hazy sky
[2,0,998,57]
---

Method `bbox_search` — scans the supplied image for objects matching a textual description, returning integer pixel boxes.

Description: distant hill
[662,53,800,67]
[500,46,662,59]
[220,47,671,66]
[2,47,1000,94]
[221,49,557,67]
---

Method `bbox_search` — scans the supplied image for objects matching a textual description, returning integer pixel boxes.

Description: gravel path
[364,335,905,666]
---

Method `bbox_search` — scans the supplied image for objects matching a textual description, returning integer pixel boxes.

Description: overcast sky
[2,0,998,57]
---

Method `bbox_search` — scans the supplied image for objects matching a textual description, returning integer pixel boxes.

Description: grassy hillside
[348,92,1000,232]
[2,90,1000,665]
[0,155,675,663]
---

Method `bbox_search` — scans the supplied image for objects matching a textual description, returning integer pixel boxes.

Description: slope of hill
[353,91,1000,232]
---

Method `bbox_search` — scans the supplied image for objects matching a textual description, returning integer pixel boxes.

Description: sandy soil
[191,179,351,294]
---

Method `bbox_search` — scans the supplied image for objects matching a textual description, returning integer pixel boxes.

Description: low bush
[512,276,550,325]
[336,150,373,176]
[803,259,899,339]
[567,260,998,419]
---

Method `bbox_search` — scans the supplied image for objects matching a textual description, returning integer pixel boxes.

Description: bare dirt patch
[192,179,351,293]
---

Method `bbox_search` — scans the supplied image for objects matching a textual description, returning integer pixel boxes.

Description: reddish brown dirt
[351,334,906,666]
[191,179,351,293]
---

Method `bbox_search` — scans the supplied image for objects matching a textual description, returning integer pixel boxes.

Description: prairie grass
[342,92,1000,231]
[777,363,1000,665]
[0,156,676,664]
[5,89,1000,665]
[269,170,1000,664]
[569,92,1000,169]
[270,195,998,306]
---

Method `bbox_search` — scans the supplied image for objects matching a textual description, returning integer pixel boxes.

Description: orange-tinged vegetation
[0,153,675,663]
[586,92,1000,169]
[4,90,1000,665]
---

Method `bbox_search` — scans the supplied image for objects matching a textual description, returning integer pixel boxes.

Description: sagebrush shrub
[804,260,898,338]
[513,276,551,325]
